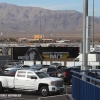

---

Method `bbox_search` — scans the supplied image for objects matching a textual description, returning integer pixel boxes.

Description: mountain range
[0,3,100,38]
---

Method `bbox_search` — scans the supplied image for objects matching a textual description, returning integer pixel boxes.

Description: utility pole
[1,18,3,37]
[92,0,94,47]
[1,17,3,47]
[39,11,41,44]
[82,0,88,73]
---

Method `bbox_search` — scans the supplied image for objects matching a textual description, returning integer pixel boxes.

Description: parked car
[56,66,80,84]
[4,61,23,69]
[39,67,58,77]
[50,62,67,70]
[4,69,20,76]
[29,64,51,70]
[21,65,31,69]
[4,64,23,72]
[50,62,62,69]
[4,64,30,72]
[57,66,66,70]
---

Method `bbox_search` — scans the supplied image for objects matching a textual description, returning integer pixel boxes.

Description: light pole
[1,18,3,37]
[1,18,3,47]
[82,0,88,73]
[0,10,4,44]
[53,11,57,41]
[50,22,52,40]
[39,11,41,44]
[92,0,94,47]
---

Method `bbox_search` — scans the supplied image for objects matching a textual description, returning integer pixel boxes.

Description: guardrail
[72,70,100,100]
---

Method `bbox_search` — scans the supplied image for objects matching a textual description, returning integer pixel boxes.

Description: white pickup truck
[0,69,64,96]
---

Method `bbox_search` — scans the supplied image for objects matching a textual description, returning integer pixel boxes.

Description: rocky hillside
[0,3,100,37]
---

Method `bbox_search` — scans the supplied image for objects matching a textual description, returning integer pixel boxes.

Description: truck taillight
[63,72,68,77]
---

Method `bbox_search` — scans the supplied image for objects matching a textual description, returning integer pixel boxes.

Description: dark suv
[39,67,57,77]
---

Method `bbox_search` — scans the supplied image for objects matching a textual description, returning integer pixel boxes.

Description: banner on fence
[12,47,79,61]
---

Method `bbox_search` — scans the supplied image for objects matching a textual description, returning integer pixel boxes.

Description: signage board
[12,47,79,61]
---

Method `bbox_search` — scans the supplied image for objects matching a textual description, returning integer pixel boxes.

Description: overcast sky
[0,0,100,17]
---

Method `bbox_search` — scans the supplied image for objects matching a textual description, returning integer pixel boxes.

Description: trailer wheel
[0,82,4,93]
[40,86,49,96]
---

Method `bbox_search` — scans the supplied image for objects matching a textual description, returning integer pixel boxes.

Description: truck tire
[40,86,49,96]
[0,82,4,93]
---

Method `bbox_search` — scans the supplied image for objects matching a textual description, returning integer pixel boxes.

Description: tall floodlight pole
[39,11,41,43]
[82,0,88,72]
[1,18,3,37]
[92,0,94,47]
[53,11,57,41]
[1,17,3,47]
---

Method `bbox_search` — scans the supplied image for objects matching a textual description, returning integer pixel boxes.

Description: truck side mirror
[31,76,37,79]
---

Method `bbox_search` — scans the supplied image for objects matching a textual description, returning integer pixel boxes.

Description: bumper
[48,85,65,93]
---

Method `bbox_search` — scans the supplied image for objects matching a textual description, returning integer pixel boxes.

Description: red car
[4,69,20,76]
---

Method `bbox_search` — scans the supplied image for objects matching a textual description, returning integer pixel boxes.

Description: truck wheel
[0,82,4,93]
[40,86,49,96]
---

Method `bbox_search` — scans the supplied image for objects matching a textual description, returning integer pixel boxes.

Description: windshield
[36,72,49,78]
